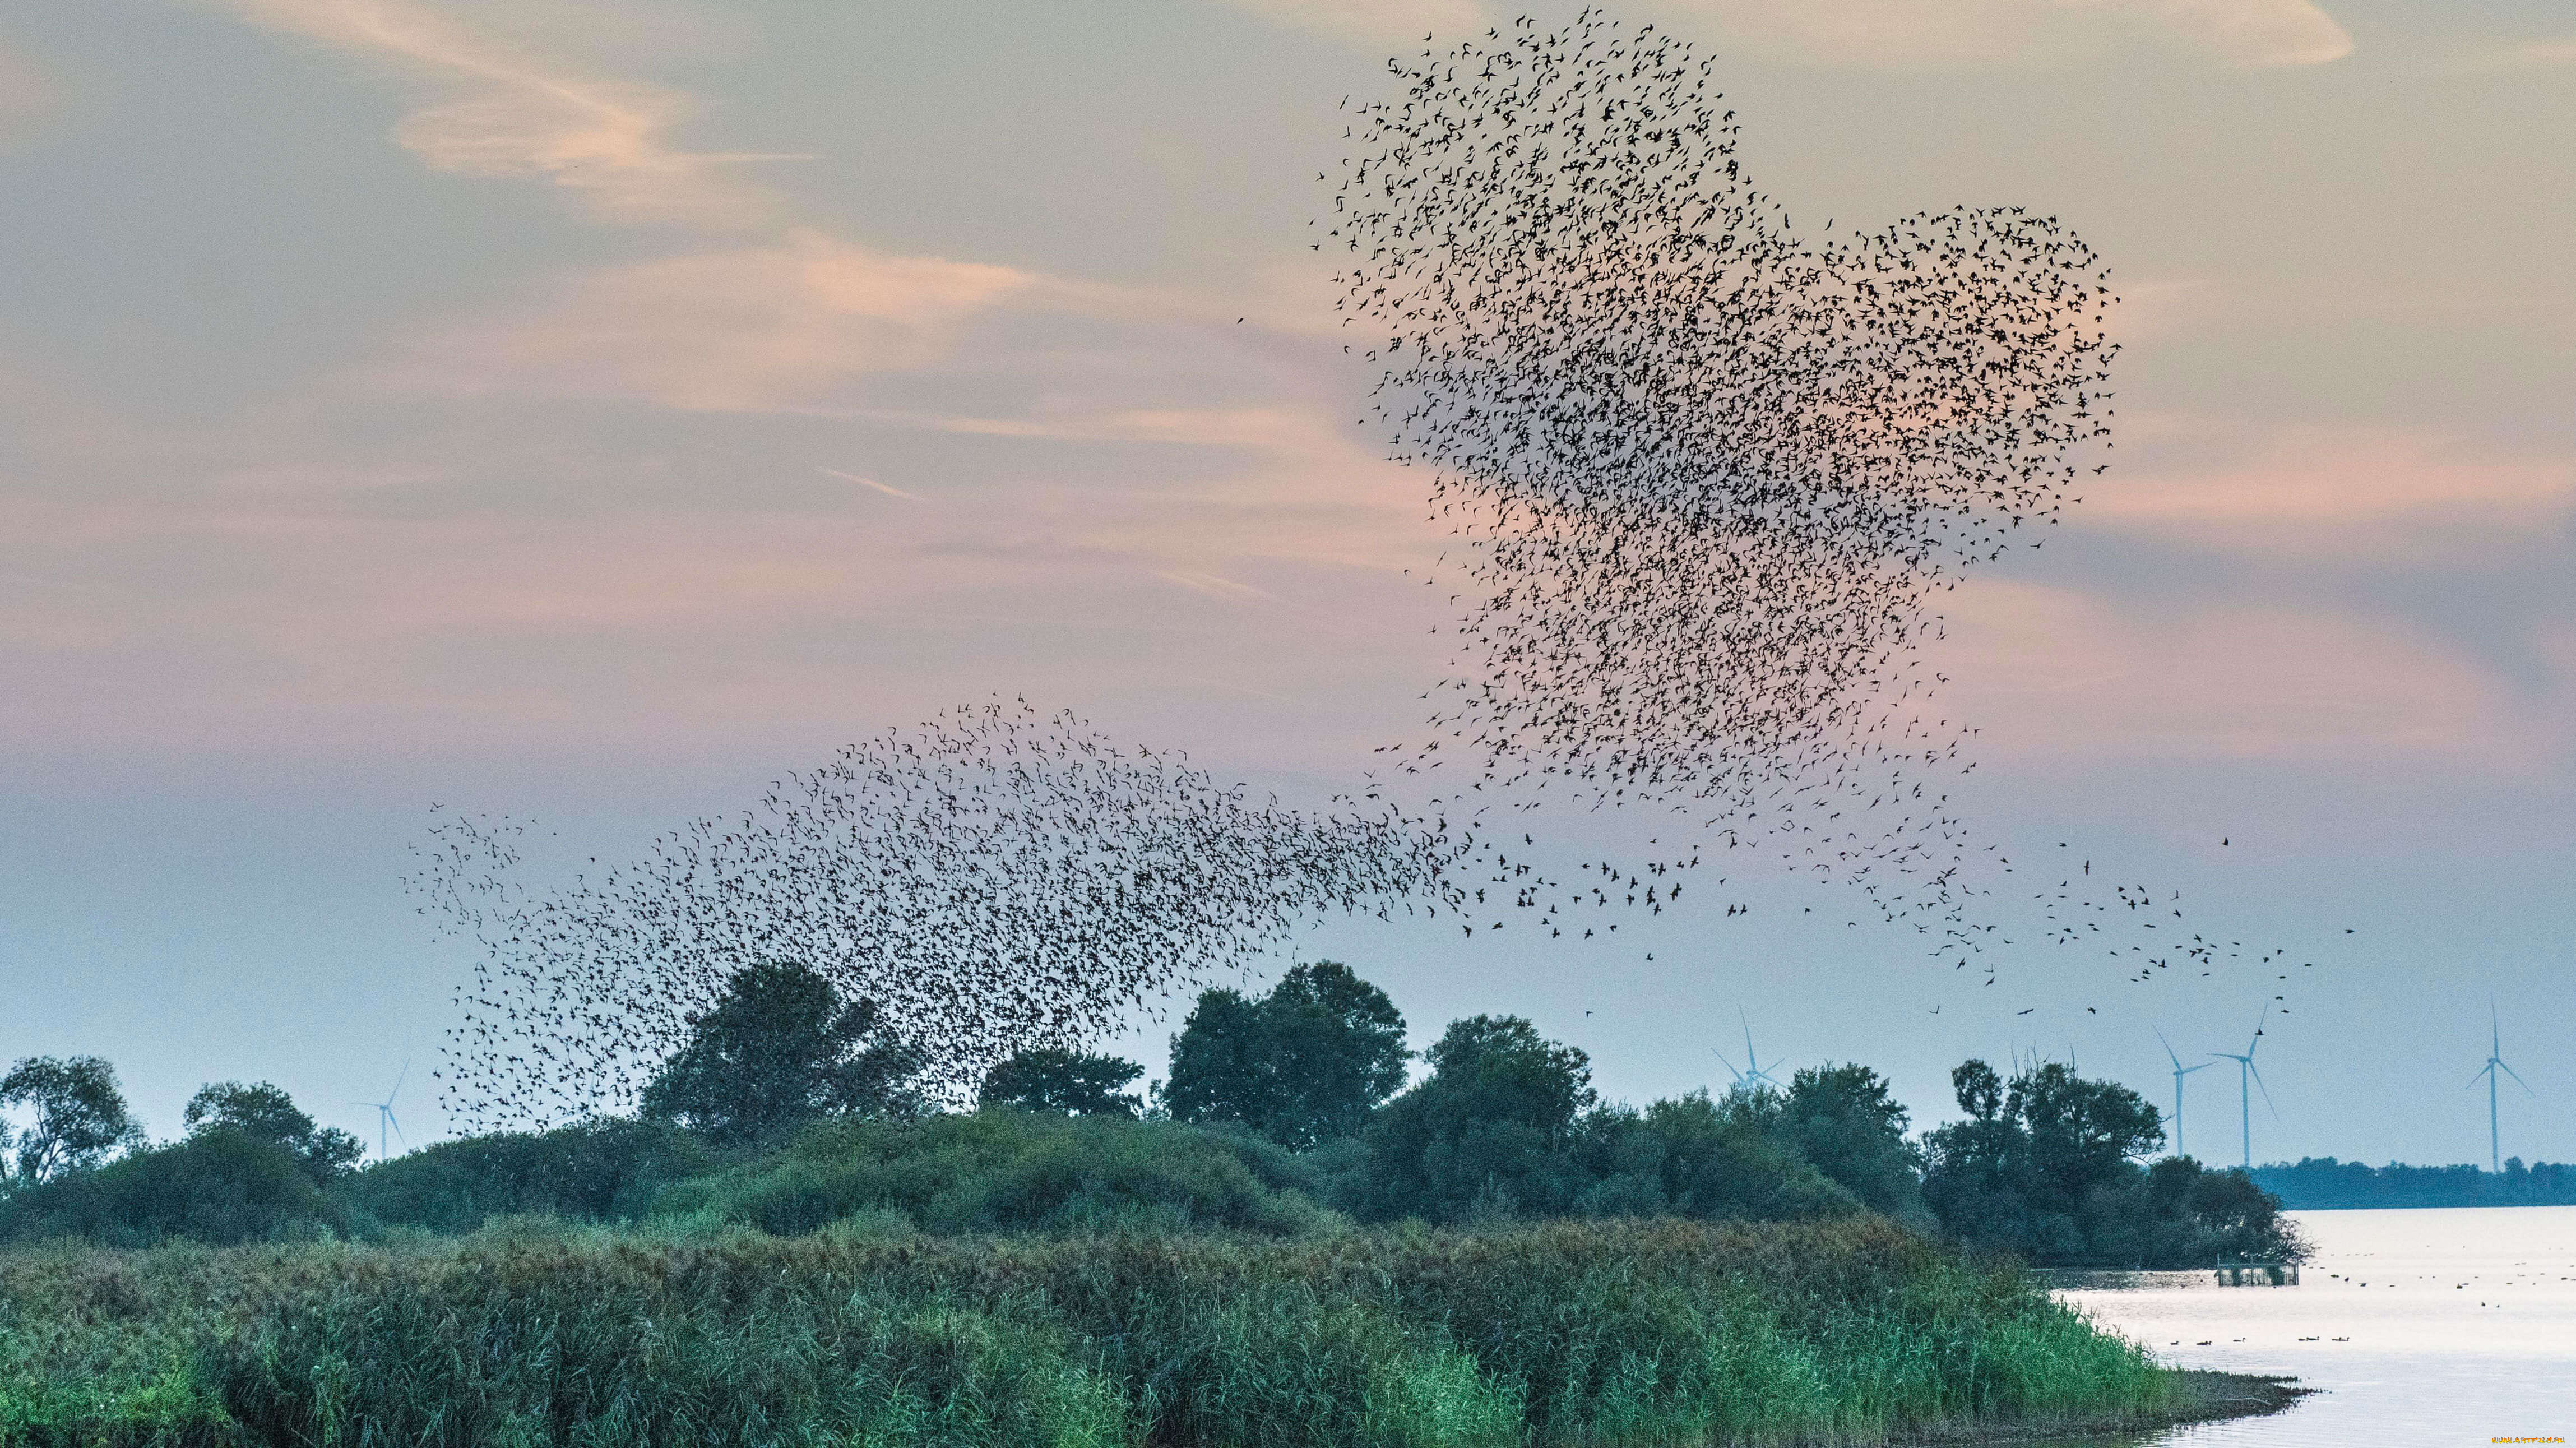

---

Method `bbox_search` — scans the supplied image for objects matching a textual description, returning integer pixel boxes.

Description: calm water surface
[2049,1206,2576,1447]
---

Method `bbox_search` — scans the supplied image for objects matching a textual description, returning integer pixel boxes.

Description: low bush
[0,1133,346,1250]
[336,1117,715,1234]
[653,1110,1338,1237]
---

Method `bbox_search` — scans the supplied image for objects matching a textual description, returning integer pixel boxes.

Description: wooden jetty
[2213,1260,2298,1285]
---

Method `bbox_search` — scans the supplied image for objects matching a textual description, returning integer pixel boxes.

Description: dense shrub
[337,1117,714,1233]
[654,1109,1338,1237]
[0,1132,345,1248]
[1566,1092,1861,1224]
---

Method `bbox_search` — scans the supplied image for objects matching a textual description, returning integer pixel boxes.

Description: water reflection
[2035,1206,2576,1446]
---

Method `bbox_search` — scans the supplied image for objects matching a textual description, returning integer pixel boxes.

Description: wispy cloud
[2133,0,2353,67]
[1208,0,1488,48]
[818,468,923,501]
[215,0,785,227]
[1942,580,2547,764]
[1650,0,2352,68]
[2087,428,2576,559]
[390,229,1036,410]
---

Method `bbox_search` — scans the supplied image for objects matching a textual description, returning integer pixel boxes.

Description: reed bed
[2,1216,2179,1447]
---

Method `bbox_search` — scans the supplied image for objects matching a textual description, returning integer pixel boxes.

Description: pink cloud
[392,230,1037,410]
[1649,0,2352,68]
[1936,579,2556,765]
[216,0,784,228]
[2086,428,2575,558]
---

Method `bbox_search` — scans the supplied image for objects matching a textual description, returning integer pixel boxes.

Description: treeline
[2254,1156,2576,1209]
[2,961,2302,1267]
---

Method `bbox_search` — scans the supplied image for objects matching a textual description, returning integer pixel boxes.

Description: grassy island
[4,1213,2197,1448]
[3,963,2305,1445]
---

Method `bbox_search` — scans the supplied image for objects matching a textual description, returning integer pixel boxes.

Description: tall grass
[2,1216,2179,1447]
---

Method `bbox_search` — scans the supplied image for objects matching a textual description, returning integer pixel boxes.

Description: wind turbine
[355,1059,409,1161]
[1714,1012,1784,1091]
[2470,1002,2533,1174]
[2208,1004,2277,1169]
[2157,1029,2216,1159]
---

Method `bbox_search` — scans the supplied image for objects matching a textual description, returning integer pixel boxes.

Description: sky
[2,0,2570,1170]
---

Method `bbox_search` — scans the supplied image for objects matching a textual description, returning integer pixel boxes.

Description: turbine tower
[2470,1002,2533,1174]
[2157,1028,2215,1159]
[2207,1004,2277,1170]
[1714,1011,1784,1091]
[356,1059,409,1161]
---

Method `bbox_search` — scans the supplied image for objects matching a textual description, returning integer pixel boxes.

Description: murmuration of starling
[1333,12,2116,948]
[413,700,1471,1130]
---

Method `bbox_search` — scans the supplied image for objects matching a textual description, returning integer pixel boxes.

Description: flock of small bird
[418,701,1470,1126]
[424,12,2327,1126]
[1332,13,2335,1005]
[1329,13,2110,942]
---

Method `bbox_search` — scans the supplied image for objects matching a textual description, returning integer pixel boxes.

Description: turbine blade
[2471,1065,2494,1090]
[2500,1061,2535,1094]
[2249,1061,2277,1117]
[2156,1028,2183,1071]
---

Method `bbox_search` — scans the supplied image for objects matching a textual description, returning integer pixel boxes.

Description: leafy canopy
[641,961,924,1146]
[1162,961,1409,1149]
[185,1081,365,1183]
[977,1048,1145,1118]
[1922,1057,2302,1266]
[1,1056,142,1184]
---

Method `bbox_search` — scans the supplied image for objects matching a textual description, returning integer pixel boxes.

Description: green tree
[978,1048,1145,1117]
[1,1056,142,1183]
[1919,1058,2267,1267]
[184,1081,365,1184]
[1567,1090,1861,1223]
[0,1132,342,1247]
[641,961,923,1146]
[1775,1063,1931,1226]
[1162,961,1409,1149]
[1344,1015,1594,1223]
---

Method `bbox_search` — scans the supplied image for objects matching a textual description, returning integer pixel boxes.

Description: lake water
[2050,1206,2576,1446]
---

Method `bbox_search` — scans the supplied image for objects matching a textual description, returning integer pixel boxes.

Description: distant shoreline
[2285,1201,2576,1211]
